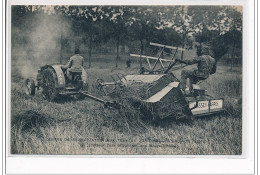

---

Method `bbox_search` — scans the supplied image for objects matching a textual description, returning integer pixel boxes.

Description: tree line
[12,5,242,69]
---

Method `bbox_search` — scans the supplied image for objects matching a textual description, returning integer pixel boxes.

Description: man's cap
[75,48,80,54]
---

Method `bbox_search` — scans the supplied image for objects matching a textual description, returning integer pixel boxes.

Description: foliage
[11,5,242,67]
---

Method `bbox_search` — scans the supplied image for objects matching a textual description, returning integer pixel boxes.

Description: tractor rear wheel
[25,78,36,95]
[41,67,59,101]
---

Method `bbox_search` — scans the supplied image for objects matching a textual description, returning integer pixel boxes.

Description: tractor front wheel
[25,78,36,95]
[41,67,59,101]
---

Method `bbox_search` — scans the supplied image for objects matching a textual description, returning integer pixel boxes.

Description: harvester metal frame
[130,42,185,74]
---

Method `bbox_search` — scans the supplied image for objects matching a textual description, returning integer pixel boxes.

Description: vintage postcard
[10,4,243,155]
[5,0,257,174]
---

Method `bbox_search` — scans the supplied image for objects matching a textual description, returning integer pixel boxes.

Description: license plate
[210,99,223,112]
[189,99,223,115]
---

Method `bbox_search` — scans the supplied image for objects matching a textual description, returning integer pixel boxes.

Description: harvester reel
[41,67,59,101]
[25,78,36,95]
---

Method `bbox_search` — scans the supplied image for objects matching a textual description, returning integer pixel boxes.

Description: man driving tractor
[176,45,216,95]
[61,48,84,81]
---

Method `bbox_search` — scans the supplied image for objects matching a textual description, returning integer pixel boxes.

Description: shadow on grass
[12,110,72,132]
[53,94,89,104]
[12,110,56,132]
[150,116,194,128]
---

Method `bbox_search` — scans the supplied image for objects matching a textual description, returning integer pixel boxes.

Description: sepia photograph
[10,5,243,155]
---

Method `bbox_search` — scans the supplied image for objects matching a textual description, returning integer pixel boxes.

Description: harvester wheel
[41,67,59,101]
[25,78,36,95]
[95,79,104,91]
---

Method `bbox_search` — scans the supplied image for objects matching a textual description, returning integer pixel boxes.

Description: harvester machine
[95,42,224,120]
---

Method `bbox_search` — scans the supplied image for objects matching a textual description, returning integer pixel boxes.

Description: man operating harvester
[176,45,216,95]
[61,48,84,81]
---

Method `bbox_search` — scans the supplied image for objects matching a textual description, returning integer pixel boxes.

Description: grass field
[10,55,242,155]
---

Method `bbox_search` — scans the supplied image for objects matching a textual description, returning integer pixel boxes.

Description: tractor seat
[192,84,206,97]
[69,69,82,73]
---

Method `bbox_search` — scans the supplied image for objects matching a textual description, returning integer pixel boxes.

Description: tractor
[25,64,119,108]
[25,64,88,101]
